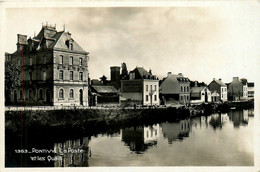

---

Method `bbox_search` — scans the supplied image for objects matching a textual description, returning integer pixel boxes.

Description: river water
[5,108,254,167]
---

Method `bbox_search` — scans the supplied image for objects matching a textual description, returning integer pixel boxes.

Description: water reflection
[228,109,249,127]
[209,113,229,130]
[5,109,254,167]
[54,137,90,167]
[161,119,190,144]
[121,124,159,153]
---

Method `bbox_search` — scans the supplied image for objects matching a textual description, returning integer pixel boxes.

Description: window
[59,55,63,64]
[29,72,32,81]
[29,89,33,99]
[19,90,23,100]
[187,95,189,101]
[180,95,183,100]
[79,72,83,81]
[150,85,152,91]
[43,71,46,81]
[70,71,74,80]
[43,55,46,64]
[184,86,186,92]
[146,85,148,91]
[146,95,149,101]
[154,95,157,101]
[59,70,64,80]
[39,89,43,100]
[17,59,20,66]
[79,58,82,66]
[70,43,73,50]
[154,85,157,91]
[187,86,189,92]
[181,86,183,92]
[29,57,32,65]
[69,56,73,65]
[69,89,74,99]
[59,89,64,99]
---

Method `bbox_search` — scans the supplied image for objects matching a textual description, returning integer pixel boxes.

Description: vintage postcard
[0,1,259,172]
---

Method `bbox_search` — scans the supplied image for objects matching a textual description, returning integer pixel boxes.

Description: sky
[4,5,260,84]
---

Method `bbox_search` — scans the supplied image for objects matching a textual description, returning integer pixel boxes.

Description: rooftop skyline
[5,6,260,84]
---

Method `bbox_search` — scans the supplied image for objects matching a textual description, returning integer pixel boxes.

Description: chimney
[233,77,239,82]
[110,66,120,82]
[195,81,198,87]
[167,72,172,76]
[17,34,27,52]
[213,78,215,81]
[178,73,183,77]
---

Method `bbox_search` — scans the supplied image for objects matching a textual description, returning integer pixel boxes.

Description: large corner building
[7,24,89,106]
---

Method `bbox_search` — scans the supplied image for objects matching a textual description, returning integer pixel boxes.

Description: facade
[227,77,248,101]
[190,84,212,104]
[208,78,227,102]
[6,24,89,106]
[159,72,190,105]
[120,67,159,106]
[247,82,254,98]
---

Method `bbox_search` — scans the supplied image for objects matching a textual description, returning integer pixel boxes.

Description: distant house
[247,82,254,98]
[89,85,119,106]
[159,72,190,105]
[227,77,248,101]
[208,78,227,102]
[121,67,159,106]
[190,82,211,104]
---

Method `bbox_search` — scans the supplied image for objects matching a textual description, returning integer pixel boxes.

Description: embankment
[5,107,189,141]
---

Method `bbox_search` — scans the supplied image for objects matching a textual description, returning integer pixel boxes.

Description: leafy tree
[99,75,108,85]
[120,62,129,80]
[5,60,21,104]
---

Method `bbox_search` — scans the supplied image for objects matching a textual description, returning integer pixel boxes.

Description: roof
[12,25,87,54]
[129,67,157,80]
[91,85,118,94]
[211,79,226,87]
[191,87,206,98]
[159,75,180,94]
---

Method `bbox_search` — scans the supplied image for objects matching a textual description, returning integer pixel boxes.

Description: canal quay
[5,101,254,167]
[4,6,257,169]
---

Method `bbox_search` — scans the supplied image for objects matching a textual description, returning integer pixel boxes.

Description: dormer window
[70,43,73,50]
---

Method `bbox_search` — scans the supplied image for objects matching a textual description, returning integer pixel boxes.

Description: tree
[120,62,129,80]
[99,75,108,85]
[5,60,21,104]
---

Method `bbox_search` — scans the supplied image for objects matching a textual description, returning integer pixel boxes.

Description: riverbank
[5,107,190,140]
[5,100,254,141]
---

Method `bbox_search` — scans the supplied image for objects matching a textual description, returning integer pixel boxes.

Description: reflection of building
[209,113,228,130]
[54,137,90,167]
[160,72,190,105]
[208,78,227,102]
[161,119,190,144]
[6,24,89,106]
[121,125,158,153]
[228,110,249,127]
[190,82,212,104]
[247,82,254,98]
[121,67,159,106]
[144,124,160,144]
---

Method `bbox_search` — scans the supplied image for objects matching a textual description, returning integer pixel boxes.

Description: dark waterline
[5,108,254,167]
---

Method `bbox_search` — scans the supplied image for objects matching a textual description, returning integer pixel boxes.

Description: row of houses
[5,24,254,107]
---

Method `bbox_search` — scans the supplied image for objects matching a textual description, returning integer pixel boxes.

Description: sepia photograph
[1,2,260,170]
